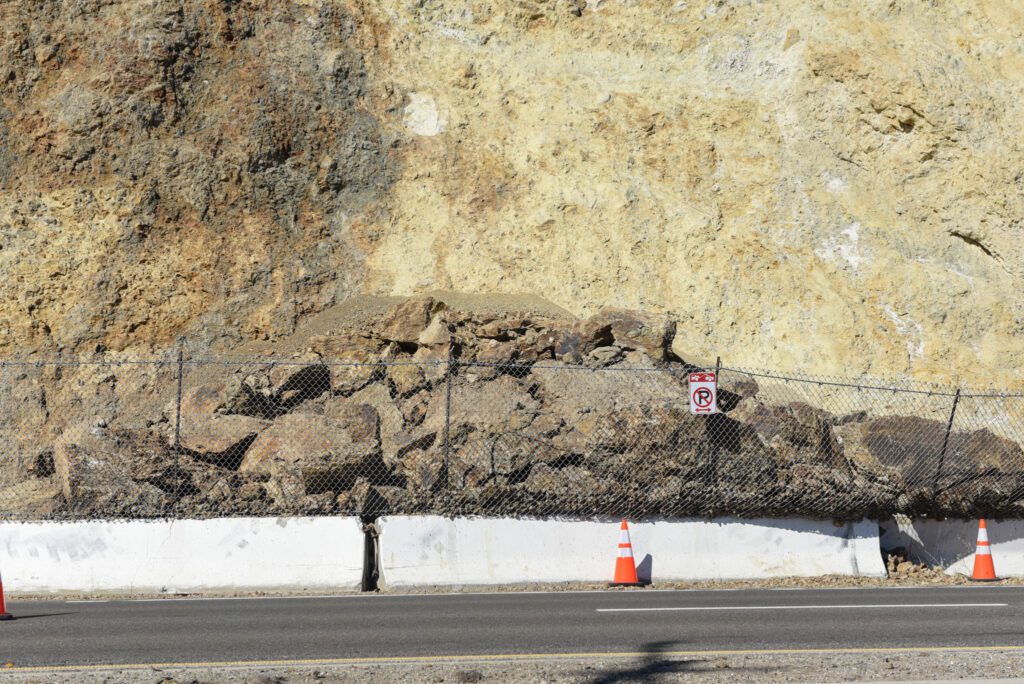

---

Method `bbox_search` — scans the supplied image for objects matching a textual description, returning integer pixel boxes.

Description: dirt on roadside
[2,648,1021,683]
[7,563,1022,602]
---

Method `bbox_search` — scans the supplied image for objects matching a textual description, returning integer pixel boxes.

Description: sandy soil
[3,649,1023,683]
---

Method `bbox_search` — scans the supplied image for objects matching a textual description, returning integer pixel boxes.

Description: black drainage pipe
[361,517,380,592]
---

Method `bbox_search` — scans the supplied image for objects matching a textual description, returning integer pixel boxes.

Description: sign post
[689,372,718,415]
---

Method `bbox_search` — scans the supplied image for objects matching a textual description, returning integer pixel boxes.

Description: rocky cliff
[1,1,1023,384]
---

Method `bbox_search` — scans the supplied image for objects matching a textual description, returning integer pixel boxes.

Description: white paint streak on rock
[883,305,925,360]
[817,222,867,272]
[825,173,847,192]
[403,93,447,136]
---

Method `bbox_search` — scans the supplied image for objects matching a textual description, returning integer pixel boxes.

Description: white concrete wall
[379,516,884,586]
[0,517,365,594]
[881,517,1024,577]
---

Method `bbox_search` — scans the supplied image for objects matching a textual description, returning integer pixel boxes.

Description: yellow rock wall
[1,0,1022,386]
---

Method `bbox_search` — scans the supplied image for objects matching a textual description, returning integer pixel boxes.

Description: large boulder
[175,383,270,463]
[0,368,62,491]
[388,363,428,396]
[54,427,173,517]
[380,296,444,344]
[0,478,60,519]
[465,338,518,378]
[395,447,445,492]
[440,375,541,481]
[729,400,843,468]
[180,413,267,464]
[267,359,332,408]
[304,333,385,394]
[332,383,406,468]
[449,375,540,428]
[579,308,676,361]
[834,416,943,484]
[239,413,380,494]
[325,401,380,443]
[835,415,1024,516]
[201,359,332,418]
[417,314,452,347]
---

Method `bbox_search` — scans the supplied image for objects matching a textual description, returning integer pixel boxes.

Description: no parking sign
[689,372,717,415]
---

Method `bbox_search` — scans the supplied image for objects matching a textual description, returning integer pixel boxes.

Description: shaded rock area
[3,298,1024,521]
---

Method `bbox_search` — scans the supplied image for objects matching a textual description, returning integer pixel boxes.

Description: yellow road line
[7,646,1024,672]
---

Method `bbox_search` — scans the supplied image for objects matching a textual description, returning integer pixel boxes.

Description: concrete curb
[378,516,885,586]
[882,518,1024,577]
[0,517,365,594]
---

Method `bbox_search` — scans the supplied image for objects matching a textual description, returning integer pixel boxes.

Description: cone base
[972,554,997,582]
[0,613,12,621]
[609,582,644,587]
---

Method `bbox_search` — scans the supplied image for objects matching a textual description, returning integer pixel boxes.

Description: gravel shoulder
[6,568,1021,601]
[2,649,1022,683]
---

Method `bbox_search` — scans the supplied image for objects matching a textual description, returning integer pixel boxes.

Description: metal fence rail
[1,356,1023,522]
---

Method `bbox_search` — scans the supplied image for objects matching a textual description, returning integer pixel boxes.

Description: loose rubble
[3,297,1024,522]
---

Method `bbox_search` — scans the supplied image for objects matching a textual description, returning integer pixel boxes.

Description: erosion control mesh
[2,355,1023,522]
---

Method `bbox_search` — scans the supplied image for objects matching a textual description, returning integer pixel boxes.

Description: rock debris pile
[4,297,1023,521]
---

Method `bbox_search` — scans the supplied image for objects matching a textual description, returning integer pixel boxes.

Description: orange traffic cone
[971,519,997,582]
[0,569,12,620]
[610,519,642,586]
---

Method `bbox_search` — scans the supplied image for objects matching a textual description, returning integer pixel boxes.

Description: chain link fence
[1,355,1023,522]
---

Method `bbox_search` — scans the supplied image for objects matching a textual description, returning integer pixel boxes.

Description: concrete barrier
[881,517,1024,577]
[378,516,884,586]
[0,517,365,594]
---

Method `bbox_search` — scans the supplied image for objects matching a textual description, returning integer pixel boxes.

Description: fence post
[174,344,184,454]
[933,388,961,492]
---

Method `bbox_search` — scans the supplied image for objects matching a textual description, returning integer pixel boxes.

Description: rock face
[239,412,380,496]
[1,1,1023,386]
[5,298,1024,522]
[53,427,177,518]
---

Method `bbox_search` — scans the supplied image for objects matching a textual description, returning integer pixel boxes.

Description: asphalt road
[2,586,1024,668]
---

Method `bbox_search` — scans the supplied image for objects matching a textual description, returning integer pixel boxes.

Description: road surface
[2,586,1024,669]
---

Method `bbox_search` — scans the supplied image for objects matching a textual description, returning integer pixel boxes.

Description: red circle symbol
[692,387,714,408]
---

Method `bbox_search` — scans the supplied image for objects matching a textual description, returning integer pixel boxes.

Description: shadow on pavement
[585,641,778,683]
[3,612,78,621]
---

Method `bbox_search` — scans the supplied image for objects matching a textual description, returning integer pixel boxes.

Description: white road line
[54,588,1024,605]
[79,589,688,603]
[127,595,354,603]
[596,603,1008,612]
